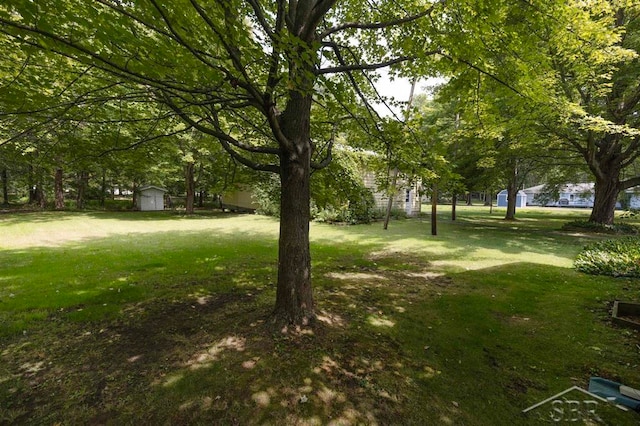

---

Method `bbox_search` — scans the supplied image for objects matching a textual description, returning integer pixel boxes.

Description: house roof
[523,183,640,196]
[498,189,527,196]
[138,185,168,193]
[523,183,594,194]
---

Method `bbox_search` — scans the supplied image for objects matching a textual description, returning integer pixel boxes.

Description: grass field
[1,206,639,424]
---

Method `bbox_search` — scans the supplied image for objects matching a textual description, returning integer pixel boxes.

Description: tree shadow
[2,259,640,424]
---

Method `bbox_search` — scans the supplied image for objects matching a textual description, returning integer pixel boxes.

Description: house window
[406,190,410,203]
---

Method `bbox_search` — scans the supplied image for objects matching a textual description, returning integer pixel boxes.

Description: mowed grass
[1,207,639,424]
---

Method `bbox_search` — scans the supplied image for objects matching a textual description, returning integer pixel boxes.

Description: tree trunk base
[270,310,317,333]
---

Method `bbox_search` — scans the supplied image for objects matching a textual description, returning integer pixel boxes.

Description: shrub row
[575,236,640,278]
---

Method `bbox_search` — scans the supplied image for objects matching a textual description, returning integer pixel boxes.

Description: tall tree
[0,1,445,325]
[548,2,640,224]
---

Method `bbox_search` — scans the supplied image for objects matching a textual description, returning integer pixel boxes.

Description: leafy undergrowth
[562,219,640,235]
[575,237,640,277]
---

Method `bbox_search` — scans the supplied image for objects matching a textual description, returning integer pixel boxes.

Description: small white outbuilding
[137,185,167,211]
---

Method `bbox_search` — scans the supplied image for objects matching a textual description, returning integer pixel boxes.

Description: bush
[252,175,281,217]
[561,220,639,235]
[314,189,376,225]
[575,236,640,278]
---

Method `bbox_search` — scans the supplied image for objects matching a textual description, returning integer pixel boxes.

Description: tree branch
[246,0,275,40]
[162,93,281,165]
[0,24,213,95]
[310,121,337,170]
[316,55,418,75]
[320,5,438,39]
[440,52,525,98]
[621,174,640,191]
[188,0,265,105]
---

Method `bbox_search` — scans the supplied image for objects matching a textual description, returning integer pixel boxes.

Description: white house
[523,183,640,209]
[497,189,527,208]
[137,185,167,211]
[523,183,594,207]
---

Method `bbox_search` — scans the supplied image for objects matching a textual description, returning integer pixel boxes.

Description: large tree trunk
[54,168,65,210]
[589,175,619,225]
[185,162,195,215]
[273,92,314,326]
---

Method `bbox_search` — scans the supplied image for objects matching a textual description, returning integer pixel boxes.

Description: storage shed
[497,189,527,208]
[137,186,167,211]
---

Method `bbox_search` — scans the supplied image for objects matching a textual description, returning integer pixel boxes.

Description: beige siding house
[222,185,259,212]
[362,171,421,217]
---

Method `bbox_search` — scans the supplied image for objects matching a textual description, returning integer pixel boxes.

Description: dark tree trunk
[383,168,398,230]
[451,193,457,221]
[99,170,107,207]
[1,168,8,205]
[431,183,437,236]
[36,184,46,209]
[505,159,518,220]
[54,168,65,210]
[185,162,195,215]
[505,180,517,220]
[466,192,472,205]
[132,182,138,209]
[76,171,89,209]
[28,165,36,204]
[273,91,314,326]
[198,190,205,208]
[489,192,494,214]
[589,175,619,225]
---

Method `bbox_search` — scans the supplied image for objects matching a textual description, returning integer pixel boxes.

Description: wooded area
[1,0,639,324]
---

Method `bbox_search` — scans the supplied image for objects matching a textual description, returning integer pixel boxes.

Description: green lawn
[1,207,639,424]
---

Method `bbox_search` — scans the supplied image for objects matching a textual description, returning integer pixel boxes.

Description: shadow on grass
[2,257,639,424]
[0,228,279,338]
[312,216,588,265]
[0,209,253,226]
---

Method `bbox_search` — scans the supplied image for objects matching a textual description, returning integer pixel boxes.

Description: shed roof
[138,185,168,193]
[498,189,527,196]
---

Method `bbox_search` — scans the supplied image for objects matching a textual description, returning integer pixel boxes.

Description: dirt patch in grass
[1,292,264,423]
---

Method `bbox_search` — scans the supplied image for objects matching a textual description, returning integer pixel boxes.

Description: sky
[373,70,446,117]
